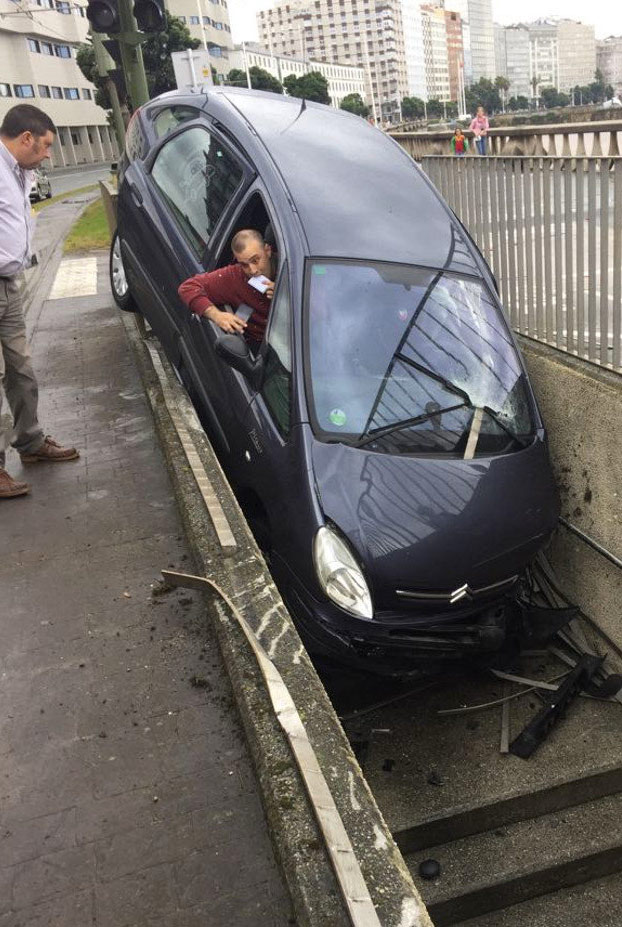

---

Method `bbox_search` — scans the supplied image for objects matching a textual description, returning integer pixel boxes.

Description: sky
[227,0,622,44]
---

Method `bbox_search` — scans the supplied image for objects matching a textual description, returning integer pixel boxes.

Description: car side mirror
[215,334,264,390]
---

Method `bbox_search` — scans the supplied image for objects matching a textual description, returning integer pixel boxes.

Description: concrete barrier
[123,316,433,927]
[520,337,622,664]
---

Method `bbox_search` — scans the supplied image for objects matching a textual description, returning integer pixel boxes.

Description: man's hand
[209,308,247,334]
[264,279,275,299]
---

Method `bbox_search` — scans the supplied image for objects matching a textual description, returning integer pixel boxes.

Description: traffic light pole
[92,32,127,149]
[117,0,149,109]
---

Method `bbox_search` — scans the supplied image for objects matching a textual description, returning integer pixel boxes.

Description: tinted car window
[305,261,534,456]
[261,265,291,438]
[125,112,148,161]
[150,126,244,257]
[152,105,201,139]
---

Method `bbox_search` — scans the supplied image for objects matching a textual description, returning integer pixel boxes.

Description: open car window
[304,261,535,456]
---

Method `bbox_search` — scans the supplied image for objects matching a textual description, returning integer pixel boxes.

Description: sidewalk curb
[122,313,433,927]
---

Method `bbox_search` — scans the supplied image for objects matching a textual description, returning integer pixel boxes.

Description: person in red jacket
[178,229,277,347]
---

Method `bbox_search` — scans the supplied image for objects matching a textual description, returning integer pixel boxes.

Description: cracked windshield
[306,261,534,455]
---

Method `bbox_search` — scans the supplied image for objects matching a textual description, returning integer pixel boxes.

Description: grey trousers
[0,277,44,468]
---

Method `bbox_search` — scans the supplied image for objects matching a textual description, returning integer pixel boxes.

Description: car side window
[152,106,200,139]
[261,264,292,439]
[150,126,244,258]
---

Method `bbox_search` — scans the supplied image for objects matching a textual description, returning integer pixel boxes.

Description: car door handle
[129,183,143,206]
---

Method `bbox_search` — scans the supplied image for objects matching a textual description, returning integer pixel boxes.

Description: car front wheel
[109,231,137,312]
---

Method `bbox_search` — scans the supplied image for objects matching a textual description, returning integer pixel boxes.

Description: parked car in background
[29,167,52,202]
[111,88,560,675]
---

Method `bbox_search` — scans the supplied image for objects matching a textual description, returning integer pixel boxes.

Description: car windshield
[304,261,535,456]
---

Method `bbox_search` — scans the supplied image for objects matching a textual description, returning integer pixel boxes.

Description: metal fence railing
[421,156,622,373]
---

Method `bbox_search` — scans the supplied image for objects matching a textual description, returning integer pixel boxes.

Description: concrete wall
[519,337,622,658]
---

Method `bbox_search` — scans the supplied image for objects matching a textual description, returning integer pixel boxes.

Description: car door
[118,115,252,366]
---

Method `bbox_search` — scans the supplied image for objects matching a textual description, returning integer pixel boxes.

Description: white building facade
[598,36,622,98]
[421,5,450,102]
[165,0,233,83]
[229,44,366,110]
[528,19,595,98]
[0,0,118,167]
[256,0,423,123]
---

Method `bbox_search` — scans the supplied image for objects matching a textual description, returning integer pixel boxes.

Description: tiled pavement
[0,253,294,926]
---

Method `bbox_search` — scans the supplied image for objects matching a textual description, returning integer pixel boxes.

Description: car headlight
[313,525,373,620]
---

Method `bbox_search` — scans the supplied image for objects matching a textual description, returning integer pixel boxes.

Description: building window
[38,84,51,97]
[55,0,71,12]
[189,15,199,24]
[0,83,12,98]
[71,131,80,145]
[64,87,79,99]
[55,44,71,58]
[58,129,66,145]
[82,88,92,100]
[40,41,53,55]
[27,38,40,53]
[178,14,186,21]
[14,84,35,98]
[51,85,63,99]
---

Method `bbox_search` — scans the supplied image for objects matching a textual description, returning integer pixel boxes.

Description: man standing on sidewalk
[0,104,78,499]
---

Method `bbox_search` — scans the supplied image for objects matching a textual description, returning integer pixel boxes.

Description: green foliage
[508,95,529,112]
[401,96,425,119]
[540,86,570,109]
[283,71,330,105]
[226,66,283,94]
[339,92,369,117]
[465,78,501,115]
[77,14,199,111]
[426,98,443,117]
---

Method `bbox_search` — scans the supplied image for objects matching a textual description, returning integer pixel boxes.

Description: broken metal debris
[509,655,604,759]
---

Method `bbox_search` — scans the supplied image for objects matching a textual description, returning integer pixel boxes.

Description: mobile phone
[235,303,253,322]
[247,275,270,294]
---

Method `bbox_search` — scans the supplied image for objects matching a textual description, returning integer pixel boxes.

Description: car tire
[109,231,137,312]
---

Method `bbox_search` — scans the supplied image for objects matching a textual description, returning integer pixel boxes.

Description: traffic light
[133,0,165,32]
[87,0,120,33]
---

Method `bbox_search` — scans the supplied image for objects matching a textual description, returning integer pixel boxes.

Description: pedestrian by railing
[421,156,622,373]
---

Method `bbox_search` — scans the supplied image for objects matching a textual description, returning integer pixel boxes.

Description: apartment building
[421,5,450,102]
[0,0,118,167]
[166,0,233,82]
[597,35,622,98]
[528,19,595,97]
[444,0,494,84]
[256,0,421,123]
[229,43,366,109]
[495,23,530,99]
[444,7,463,103]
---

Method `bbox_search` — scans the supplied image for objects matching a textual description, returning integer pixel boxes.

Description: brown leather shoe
[0,467,30,497]
[20,436,80,463]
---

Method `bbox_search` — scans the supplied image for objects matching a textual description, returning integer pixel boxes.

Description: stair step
[405,791,622,925]
[457,870,622,927]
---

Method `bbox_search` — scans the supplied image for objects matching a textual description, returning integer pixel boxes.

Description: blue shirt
[0,140,34,276]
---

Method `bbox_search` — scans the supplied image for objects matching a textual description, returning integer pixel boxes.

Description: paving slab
[0,252,294,925]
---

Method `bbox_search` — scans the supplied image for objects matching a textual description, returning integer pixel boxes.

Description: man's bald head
[232,228,273,281]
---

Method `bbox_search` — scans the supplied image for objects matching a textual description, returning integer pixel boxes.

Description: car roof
[145,89,479,275]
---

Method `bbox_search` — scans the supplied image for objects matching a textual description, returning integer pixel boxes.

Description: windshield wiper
[354,402,468,448]
[482,406,531,448]
[395,353,473,406]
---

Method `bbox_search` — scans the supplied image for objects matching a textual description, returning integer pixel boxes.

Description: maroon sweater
[178,263,271,342]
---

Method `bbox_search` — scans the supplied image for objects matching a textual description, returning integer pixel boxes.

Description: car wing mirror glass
[215,334,264,390]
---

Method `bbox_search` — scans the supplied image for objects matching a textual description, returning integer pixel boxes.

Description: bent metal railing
[421,156,622,373]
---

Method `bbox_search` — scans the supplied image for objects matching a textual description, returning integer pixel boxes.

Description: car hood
[311,439,559,596]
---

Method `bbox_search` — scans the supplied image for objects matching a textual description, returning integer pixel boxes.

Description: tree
[283,71,330,105]
[401,96,425,119]
[465,78,501,115]
[426,98,443,117]
[77,13,200,110]
[530,73,541,105]
[226,66,283,94]
[339,92,369,117]
[539,85,570,109]
[495,75,510,112]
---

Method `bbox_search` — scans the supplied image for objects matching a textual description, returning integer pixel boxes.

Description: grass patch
[63,197,111,253]
[32,183,99,213]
